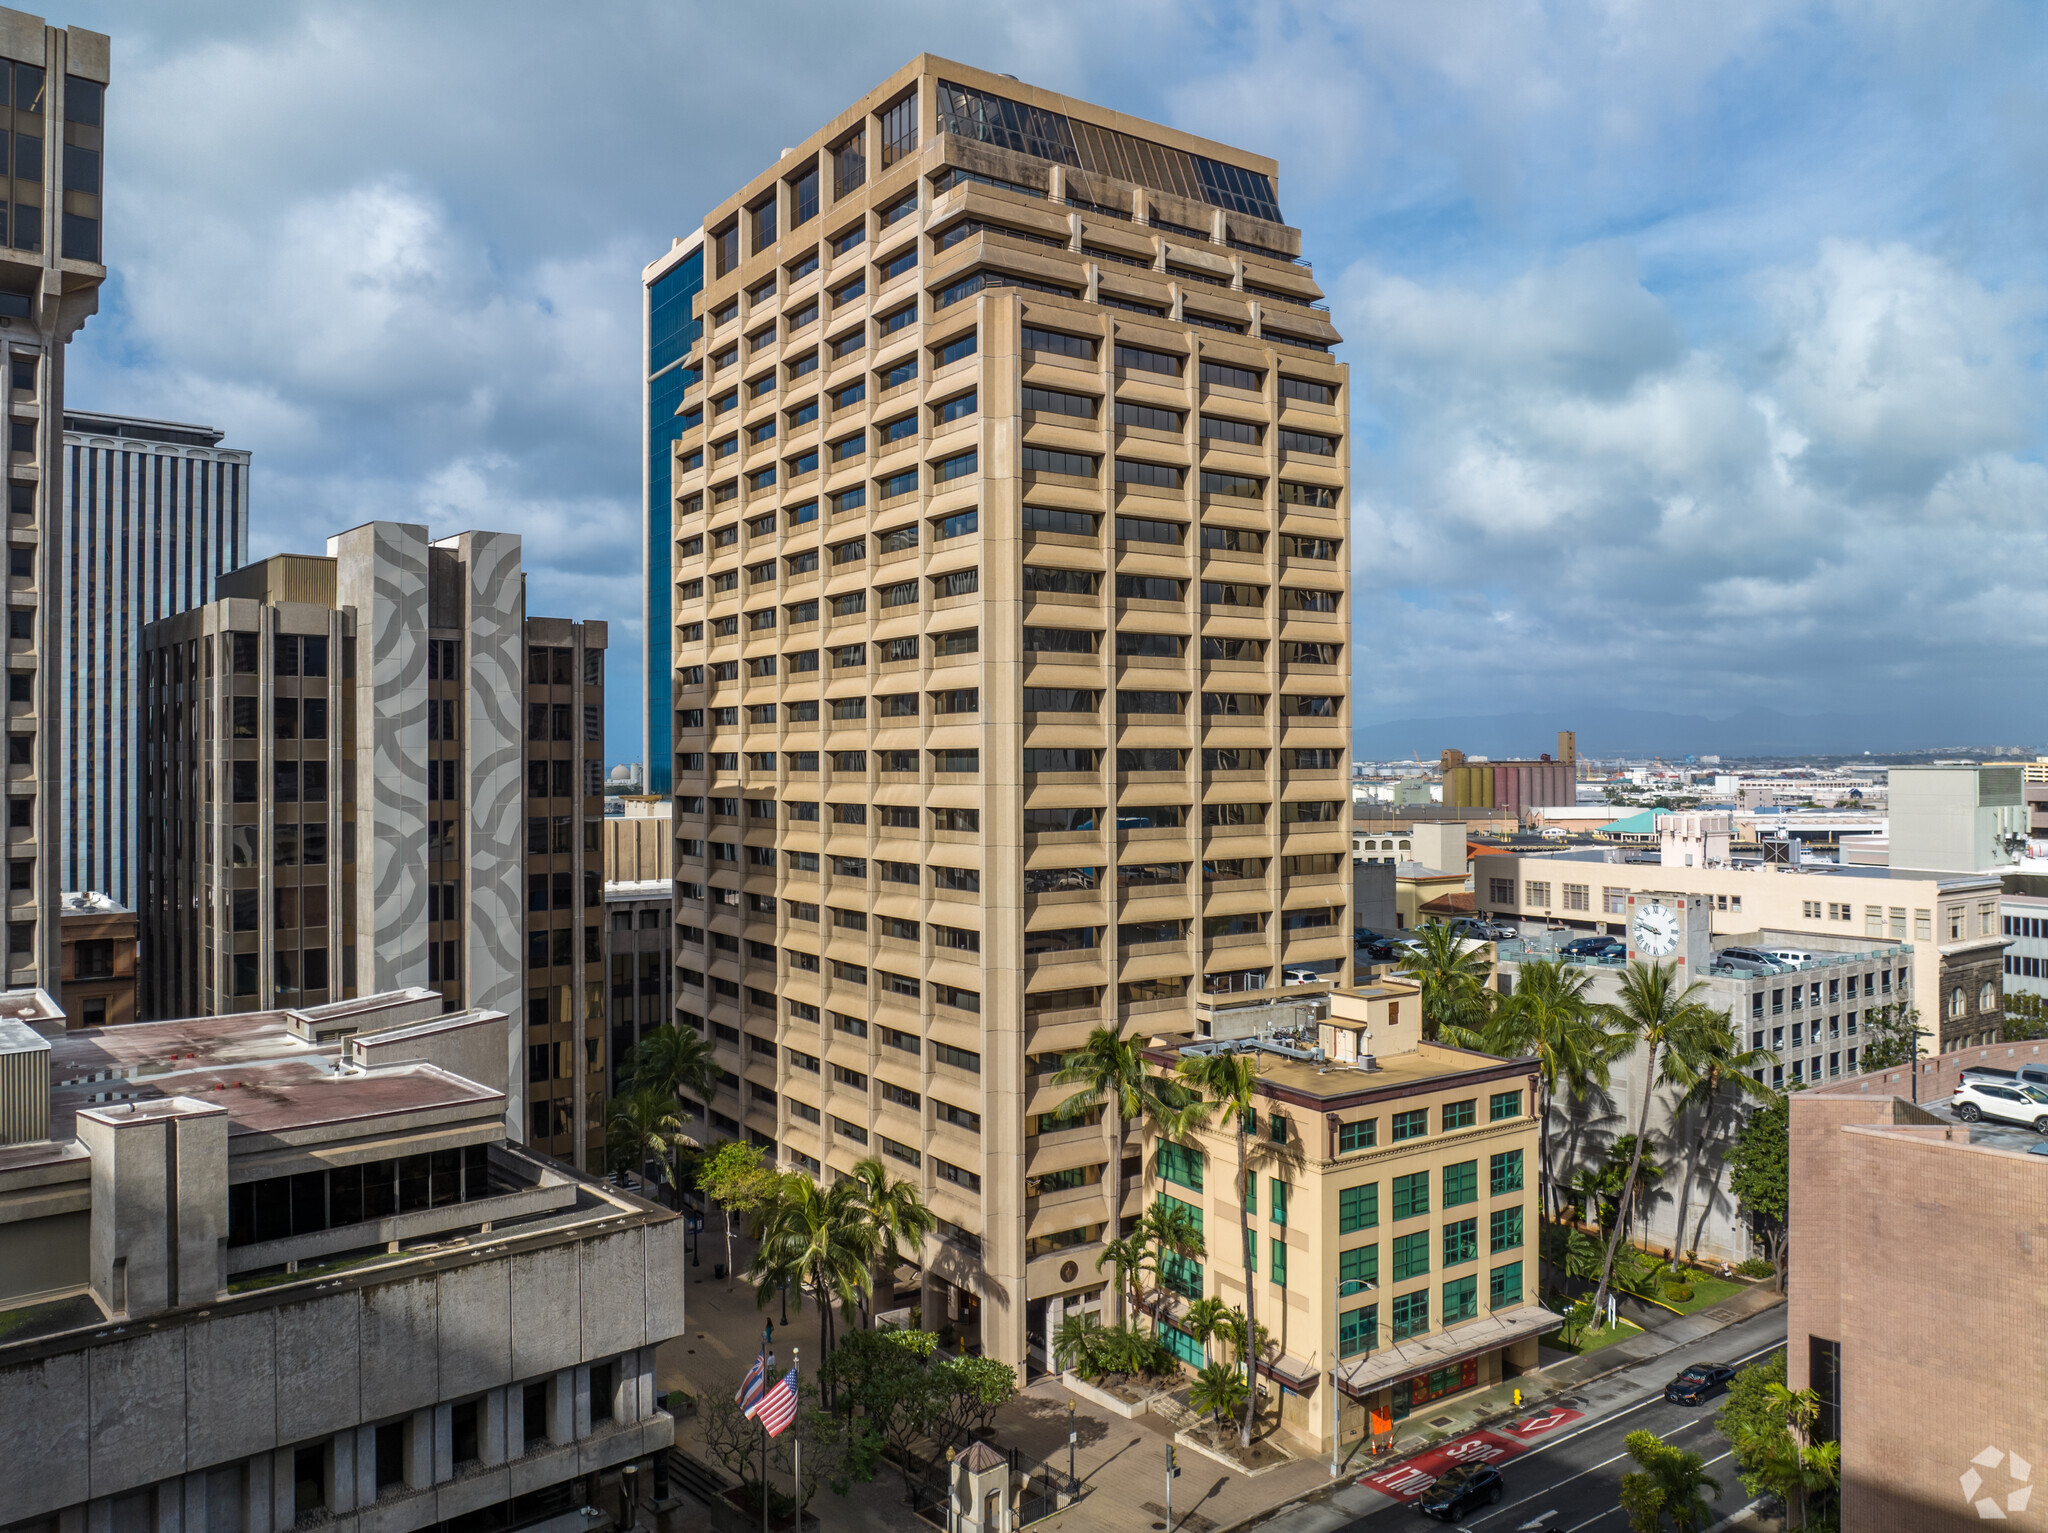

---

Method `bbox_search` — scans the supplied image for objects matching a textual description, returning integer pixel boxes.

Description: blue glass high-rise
[641,232,704,796]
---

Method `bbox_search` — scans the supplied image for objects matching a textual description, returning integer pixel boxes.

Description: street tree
[1726,1093,1790,1290]
[748,1172,875,1401]
[1172,1047,1264,1446]
[699,1140,783,1288]
[1618,1428,1721,1532]
[1857,1004,1929,1070]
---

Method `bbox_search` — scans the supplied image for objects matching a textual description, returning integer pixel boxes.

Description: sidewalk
[658,1236,1783,1533]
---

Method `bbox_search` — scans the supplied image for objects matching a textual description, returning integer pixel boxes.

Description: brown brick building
[1790,1040,2048,1527]
[57,889,134,1025]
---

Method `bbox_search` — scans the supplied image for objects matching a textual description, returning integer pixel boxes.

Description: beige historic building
[659,56,1353,1367]
[1139,985,1546,1454]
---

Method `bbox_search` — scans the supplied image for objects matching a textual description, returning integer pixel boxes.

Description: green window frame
[1489,1089,1522,1121]
[1443,1274,1478,1325]
[1243,1176,1256,1217]
[1158,1141,1204,1192]
[1490,1260,1524,1310]
[1158,1193,1204,1234]
[1338,1118,1375,1153]
[1161,1252,1204,1299]
[1443,1217,1478,1268]
[1391,1231,1430,1281]
[1491,1206,1524,1253]
[1391,1109,1427,1142]
[1270,1236,1288,1287]
[1443,1099,1476,1132]
[1390,1289,1429,1341]
[1392,1171,1429,1221]
[1338,1183,1377,1233]
[1490,1149,1524,1196]
[1161,1321,1204,1367]
[1270,1178,1289,1227]
[1339,1245,1378,1287]
[1269,1111,1288,1144]
[1339,1304,1378,1358]
[1443,1160,1478,1207]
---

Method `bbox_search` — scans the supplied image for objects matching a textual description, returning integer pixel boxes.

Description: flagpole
[793,1345,803,1533]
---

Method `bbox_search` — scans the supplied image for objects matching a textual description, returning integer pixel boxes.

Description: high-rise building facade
[138,524,610,1165]
[641,231,704,797]
[1,15,108,999]
[59,409,249,906]
[665,56,1351,1365]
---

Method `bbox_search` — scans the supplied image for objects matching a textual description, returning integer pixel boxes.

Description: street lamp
[1329,1275,1377,1478]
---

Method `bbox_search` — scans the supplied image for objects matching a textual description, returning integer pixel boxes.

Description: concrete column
[405,1410,434,1493]
[482,1387,510,1466]
[506,1381,527,1456]
[83,1500,111,1533]
[270,1448,295,1530]
[244,1452,274,1533]
[153,1494,181,1533]
[57,1507,87,1533]
[550,1368,575,1445]
[330,1432,356,1515]
[573,1364,593,1438]
[354,1425,378,1509]
[432,1404,453,1484]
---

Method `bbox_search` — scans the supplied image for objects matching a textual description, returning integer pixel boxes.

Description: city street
[1256,1306,1787,1533]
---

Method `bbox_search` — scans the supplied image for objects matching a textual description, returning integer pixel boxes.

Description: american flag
[734,1355,767,1410]
[746,1366,800,1437]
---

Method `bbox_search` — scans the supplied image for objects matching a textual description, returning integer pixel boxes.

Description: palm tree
[603,1085,694,1201]
[1052,1027,1163,1323]
[1052,1309,1106,1378]
[1619,1428,1721,1532]
[1139,1196,1206,1331]
[630,1022,722,1108]
[1394,922,1495,1045]
[843,1155,937,1326]
[1603,1134,1666,1246]
[1590,962,1722,1318]
[1095,1234,1153,1323]
[1172,1048,1263,1446]
[1483,957,1627,1221]
[1189,1361,1250,1428]
[1182,1295,1232,1363]
[1662,1009,1774,1259]
[748,1173,875,1408]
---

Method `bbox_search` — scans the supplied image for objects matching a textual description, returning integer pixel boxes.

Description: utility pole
[1166,1444,1179,1527]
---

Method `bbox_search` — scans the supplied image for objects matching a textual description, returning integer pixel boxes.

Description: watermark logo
[1961,1447,2032,1519]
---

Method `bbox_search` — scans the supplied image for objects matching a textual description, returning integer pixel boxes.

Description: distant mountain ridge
[1352,708,2017,761]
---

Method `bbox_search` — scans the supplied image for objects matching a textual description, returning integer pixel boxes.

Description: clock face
[1634,902,1680,956]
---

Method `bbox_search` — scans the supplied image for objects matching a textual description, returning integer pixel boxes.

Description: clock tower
[1625,891,1712,971]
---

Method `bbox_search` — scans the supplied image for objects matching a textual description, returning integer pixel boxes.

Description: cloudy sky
[63,0,2048,763]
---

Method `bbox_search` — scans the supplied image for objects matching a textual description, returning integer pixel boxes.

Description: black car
[1417,1464,1504,1520]
[1664,1362,1737,1404]
[1560,935,1623,959]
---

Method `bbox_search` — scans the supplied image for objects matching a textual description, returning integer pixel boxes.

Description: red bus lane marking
[1357,1410,1587,1501]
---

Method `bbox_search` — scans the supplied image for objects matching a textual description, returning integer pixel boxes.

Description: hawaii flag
[746,1366,800,1437]
[734,1355,767,1410]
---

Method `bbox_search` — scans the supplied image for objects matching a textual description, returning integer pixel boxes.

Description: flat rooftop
[1147,1037,1531,1108]
[0,998,501,1174]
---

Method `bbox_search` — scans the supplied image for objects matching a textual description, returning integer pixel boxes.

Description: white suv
[1950,1079,2048,1133]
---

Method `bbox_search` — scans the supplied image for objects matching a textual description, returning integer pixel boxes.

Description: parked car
[1717,947,1788,975]
[1417,1464,1505,1520]
[1764,949,1817,967]
[1962,1063,2048,1091]
[1280,966,1327,985]
[1451,916,1516,942]
[1663,1362,1738,1405]
[1950,1079,2048,1133]
[1561,935,1623,959]
[1359,939,1402,963]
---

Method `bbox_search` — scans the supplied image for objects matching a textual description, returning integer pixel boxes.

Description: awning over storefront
[1335,1305,1554,1398]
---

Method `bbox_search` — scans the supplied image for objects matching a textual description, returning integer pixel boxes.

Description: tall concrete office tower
[138,524,610,1165]
[59,409,250,906]
[0,14,107,999]
[663,56,1351,1366]
[642,230,703,797]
